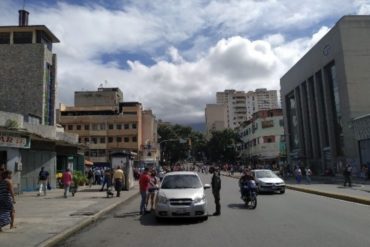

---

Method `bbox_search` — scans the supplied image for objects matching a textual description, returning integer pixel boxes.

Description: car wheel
[203,215,208,221]
[156,216,164,223]
[280,189,285,194]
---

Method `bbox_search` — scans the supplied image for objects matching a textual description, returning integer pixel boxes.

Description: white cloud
[0,0,367,124]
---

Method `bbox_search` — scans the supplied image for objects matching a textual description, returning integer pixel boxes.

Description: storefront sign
[0,133,30,149]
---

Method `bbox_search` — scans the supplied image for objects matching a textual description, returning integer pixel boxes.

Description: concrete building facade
[58,87,158,167]
[205,104,227,138]
[238,109,285,167]
[280,16,370,175]
[0,10,59,125]
[246,88,279,120]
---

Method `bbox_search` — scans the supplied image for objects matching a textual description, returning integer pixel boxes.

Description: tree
[206,129,239,164]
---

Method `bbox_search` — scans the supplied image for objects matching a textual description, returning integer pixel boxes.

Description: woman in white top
[146,171,160,211]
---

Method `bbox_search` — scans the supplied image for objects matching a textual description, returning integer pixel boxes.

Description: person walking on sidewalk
[62,168,73,198]
[100,168,112,191]
[37,167,49,196]
[343,163,352,187]
[305,167,312,184]
[0,170,16,231]
[139,168,150,215]
[113,166,124,197]
[294,166,302,184]
[210,166,221,216]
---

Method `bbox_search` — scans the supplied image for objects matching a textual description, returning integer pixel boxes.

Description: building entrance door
[0,151,7,169]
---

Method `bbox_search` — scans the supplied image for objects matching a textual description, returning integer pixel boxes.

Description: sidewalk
[221,171,370,206]
[0,184,140,247]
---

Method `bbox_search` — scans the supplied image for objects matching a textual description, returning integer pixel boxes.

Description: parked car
[155,171,210,220]
[251,169,286,194]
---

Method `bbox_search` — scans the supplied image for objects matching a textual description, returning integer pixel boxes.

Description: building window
[91,137,97,144]
[100,137,106,143]
[84,137,89,143]
[116,124,122,130]
[116,137,122,142]
[262,120,274,128]
[99,123,106,130]
[132,136,137,142]
[109,124,114,130]
[78,137,82,143]
[84,124,90,130]
[279,119,284,127]
[108,137,113,143]
[76,125,81,130]
[68,125,73,130]
[13,31,33,44]
[124,137,129,143]
[0,32,10,44]
[132,123,137,129]
[124,124,129,129]
[92,124,98,130]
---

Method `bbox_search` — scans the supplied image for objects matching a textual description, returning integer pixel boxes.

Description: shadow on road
[227,203,247,209]
[138,213,208,226]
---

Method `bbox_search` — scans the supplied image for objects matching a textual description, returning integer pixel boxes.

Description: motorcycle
[241,180,257,209]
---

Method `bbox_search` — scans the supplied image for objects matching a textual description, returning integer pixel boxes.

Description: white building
[238,109,285,167]
[216,89,278,129]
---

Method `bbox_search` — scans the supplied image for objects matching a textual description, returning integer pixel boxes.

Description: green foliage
[73,170,88,186]
[5,119,19,129]
[206,129,239,163]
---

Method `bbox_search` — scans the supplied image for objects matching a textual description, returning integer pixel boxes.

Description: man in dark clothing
[343,163,352,187]
[210,166,221,216]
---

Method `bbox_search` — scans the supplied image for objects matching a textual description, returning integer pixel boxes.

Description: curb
[286,185,370,206]
[38,191,140,247]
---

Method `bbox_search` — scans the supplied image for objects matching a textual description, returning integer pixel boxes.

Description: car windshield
[255,170,279,179]
[161,175,202,189]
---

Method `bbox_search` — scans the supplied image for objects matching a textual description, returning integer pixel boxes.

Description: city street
[57,174,370,247]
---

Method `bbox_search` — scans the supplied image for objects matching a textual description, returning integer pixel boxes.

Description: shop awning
[84,160,94,166]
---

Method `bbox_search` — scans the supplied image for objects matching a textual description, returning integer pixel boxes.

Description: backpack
[39,171,48,180]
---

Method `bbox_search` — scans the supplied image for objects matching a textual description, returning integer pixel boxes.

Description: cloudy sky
[1,0,369,125]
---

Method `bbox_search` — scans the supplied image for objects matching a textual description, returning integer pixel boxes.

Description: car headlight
[157,195,168,204]
[194,195,206,203]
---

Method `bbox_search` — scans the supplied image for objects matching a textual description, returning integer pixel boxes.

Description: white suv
[155,171,210,220]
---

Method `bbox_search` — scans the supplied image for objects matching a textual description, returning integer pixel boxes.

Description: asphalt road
[57,173,370,247]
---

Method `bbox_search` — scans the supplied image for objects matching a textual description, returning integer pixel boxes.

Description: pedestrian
[294,166,302,184]
[94,169,101,185]
[210,166,221,216]
[305,167,312,184]
[0,164,5,179]
[0,170,16,231]
[139,168,150,215]
[37,167,49,196]
[146,171,159,211]
[113,166,124,197]
[100,168,112,191]
[87,168,94,188]
[343,163,352,187]
[62,168,73,198]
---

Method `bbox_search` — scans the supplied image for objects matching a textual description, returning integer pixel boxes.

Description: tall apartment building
[57,87,158,166]
[205,104,227,138]
[142,109,159,162]
[216,89,278,129]
[281,16,370,174]
[246,88,279,120]
[0,10,59,126]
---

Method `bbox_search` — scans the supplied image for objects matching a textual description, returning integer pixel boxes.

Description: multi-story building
[216,89,278,129]
[0,10,81,192]
[280,16,370,174]
[238,109,284,167]
[205,104,227,139]
[0,10,59,125]
[58,87,158,167]
[246,88,279,120]
[141,109,159,162]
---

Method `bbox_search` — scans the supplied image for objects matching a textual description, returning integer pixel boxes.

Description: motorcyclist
[239,169,255,198]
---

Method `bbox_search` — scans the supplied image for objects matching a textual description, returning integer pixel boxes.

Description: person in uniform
[210,166,221,216]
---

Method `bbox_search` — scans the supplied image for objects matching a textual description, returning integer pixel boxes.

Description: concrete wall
[0,44,48,122]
